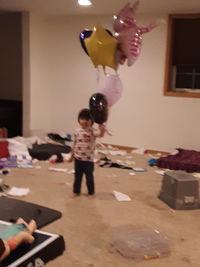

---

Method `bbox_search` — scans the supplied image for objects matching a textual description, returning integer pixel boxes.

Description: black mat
[0,220,65,267]
[0,197,62,228]
[28,143,71,160]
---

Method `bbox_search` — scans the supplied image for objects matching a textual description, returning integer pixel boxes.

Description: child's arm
[94,124,106,138]
[68,134,77,162]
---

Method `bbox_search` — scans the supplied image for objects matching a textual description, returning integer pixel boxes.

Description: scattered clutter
[99,156,145,171]
[193,173,200,178]
[132,168,147,172]
[67,169,75,174]
[0,156,18,168]
[48,167,68,173]
[6,186,30,197]
[155,170,165,175]
[131,148,147,154]
[49,154,64,163]
[49,153,72,163]
[0,179,9,196]
[148,158,157,166]
[112,190,131,201]
[97,147,127,156]
[47,133,72,145]
[0,170,9,175]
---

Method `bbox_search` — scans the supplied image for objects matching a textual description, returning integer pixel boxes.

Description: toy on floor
[0,218,36,261]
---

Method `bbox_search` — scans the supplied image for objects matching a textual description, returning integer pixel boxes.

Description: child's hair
[78,108,94,124]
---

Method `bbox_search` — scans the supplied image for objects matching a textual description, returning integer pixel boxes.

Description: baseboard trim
[102,143,168,155]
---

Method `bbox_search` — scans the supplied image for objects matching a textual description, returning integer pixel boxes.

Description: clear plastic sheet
[110,225,171,261]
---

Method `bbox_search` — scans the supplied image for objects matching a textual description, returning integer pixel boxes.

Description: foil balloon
[97,74,123,107]
[79,30,92,55]
[89,93,108,124]
[79,29,113,56]
[113,0,156,66]
[85,24,118,70]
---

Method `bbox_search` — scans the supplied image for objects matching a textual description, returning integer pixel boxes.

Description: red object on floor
[156,148,200,173]
[0,141,9,158]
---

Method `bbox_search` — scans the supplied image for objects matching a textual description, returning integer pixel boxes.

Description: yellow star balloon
[85,24,118,70]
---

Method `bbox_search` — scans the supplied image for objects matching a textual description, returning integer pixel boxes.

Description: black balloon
[89,93,108,124]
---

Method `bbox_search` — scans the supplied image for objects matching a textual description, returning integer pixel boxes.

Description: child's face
[79,119,92,129]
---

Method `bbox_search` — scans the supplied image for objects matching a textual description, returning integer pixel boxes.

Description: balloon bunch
[79,0,156,70]
[113,0,156,67]
[89,93,108,124]
[80,24,118,71]
[79,1,156,125]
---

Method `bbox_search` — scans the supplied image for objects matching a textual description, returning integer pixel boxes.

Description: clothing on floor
[99,157,133,170]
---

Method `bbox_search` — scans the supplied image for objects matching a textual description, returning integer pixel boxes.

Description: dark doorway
[0,11,22,137]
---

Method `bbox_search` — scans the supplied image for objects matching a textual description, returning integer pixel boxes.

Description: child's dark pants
[73,159,94,195]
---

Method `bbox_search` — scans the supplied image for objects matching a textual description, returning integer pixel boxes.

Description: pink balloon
[113,1,156,67]
[97,74,123,107]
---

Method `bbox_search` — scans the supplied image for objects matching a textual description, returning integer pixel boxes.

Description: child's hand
[99,124,105,131]
[98,124,106,137]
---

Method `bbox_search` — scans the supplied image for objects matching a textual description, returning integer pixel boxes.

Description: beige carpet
[3,151,200,267]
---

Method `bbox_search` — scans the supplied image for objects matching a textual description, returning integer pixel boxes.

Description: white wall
[26,13,200,152]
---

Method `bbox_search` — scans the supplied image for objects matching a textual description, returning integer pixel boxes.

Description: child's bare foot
[71,193,80,198]
[87,194,95,199]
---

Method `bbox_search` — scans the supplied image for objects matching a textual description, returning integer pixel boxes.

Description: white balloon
[97,74,123,107]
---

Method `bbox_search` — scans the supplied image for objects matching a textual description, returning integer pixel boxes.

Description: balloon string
[97,123,112,136]
[105,128,112,136]
[97,66,100,84]
[104,124,112,136]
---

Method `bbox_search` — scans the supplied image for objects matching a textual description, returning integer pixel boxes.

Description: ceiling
[0,0,200,16]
